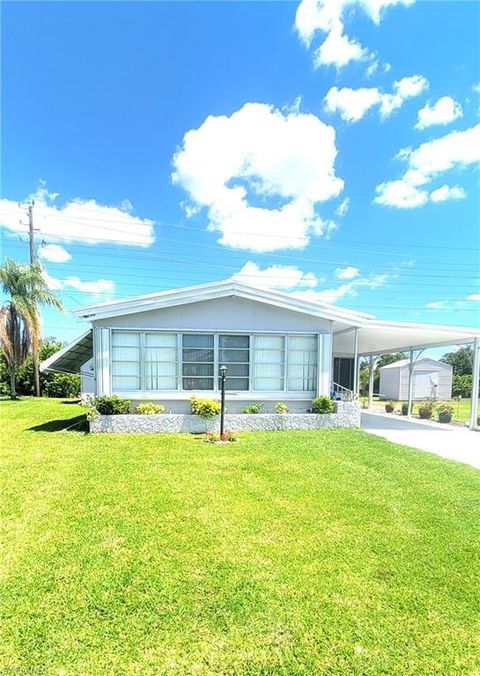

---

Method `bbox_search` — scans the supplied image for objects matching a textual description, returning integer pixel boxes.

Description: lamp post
[219,365,227,437]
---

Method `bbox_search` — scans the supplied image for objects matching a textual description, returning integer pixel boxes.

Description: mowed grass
[371,398,474,423]
[1,399,480,674]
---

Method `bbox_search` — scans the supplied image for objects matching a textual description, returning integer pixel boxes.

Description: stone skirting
[89,402,360,433]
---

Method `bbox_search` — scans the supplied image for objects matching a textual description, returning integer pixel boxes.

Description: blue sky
[1,0,479,344]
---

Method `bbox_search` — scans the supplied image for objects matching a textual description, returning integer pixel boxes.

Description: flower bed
[90,402,361,433]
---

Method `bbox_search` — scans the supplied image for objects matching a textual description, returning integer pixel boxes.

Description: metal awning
[40,330,93,374]
[333,320,479,356]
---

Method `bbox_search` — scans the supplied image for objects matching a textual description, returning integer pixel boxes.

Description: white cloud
[314,28,367,68]
[38,244,71,263]
[295,0,415,69]
[335,197,350,217]
[430,185,466,203]
[325,86,381,122]
[42,270,115,296]
[374,179,428,208]
[394,74,427,98]
[63,276,115,295]
[42,270,63,291]
[425,300,448,310]
[415,96,463,130]
[0,187,155,247]
[292,273,388,304]
[172,102,344,252]
[374,124,480,208]
[467,293,480,301]
[335,265,359,279]
[233,261,318,289]
[325,75,428,123]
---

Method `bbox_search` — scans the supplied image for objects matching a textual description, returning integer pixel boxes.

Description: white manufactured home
[41,279,480,428]
[379,357,452,401]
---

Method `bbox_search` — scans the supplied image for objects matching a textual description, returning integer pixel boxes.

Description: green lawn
[370,398,473,423]
[1,398,480,674]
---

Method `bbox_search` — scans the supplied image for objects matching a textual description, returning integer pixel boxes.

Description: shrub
[43,374,81,398]
[452,374,472,398]
[1,340,81,397]
[418,402,434,419]
[95,395,131,415]
[242,402,263,414]
[81,399,98,422]
[190,396,221,419]
[360,397,368,409]
[275,401,289,414]
[401,402,411,416]
[136,402,165,415]
[435,403,454,419]
[311,396,334,414]
[385,401,395,413]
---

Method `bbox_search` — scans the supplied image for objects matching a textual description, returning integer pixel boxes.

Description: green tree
[0,338,80,398]
[441,347,472,376]
[377,352,407,369]
[0,258,63,398]
[359,353,407,396]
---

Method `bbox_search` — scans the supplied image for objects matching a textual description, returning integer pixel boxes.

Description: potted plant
[436,403,454,424]
[418,401,434,420]
[401,402,410,416]
[385,401,394,413]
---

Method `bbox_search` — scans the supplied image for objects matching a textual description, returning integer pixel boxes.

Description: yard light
[219,365,227,437]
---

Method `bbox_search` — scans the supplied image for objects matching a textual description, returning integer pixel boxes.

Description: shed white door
[414,370,439,399]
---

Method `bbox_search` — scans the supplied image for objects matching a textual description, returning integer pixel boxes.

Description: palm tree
[0,258,63,398]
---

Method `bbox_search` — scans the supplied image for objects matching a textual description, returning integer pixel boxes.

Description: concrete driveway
[361,411,480,470]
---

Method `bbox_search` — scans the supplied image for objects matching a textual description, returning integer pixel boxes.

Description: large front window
[182,334,214,390]
[219,335,250,391]
[111,331,141,390]
[144,333,177,390]
[253,335,284,391]
[110,331,318,393]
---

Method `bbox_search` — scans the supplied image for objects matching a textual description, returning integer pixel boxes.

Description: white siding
[379,367,400,400]
[380,358,452,400]
[92,296,333,406]
[80,357,95,398]
[93,296,332,333]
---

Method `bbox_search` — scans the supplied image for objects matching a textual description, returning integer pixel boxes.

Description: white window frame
[108,328,321,396]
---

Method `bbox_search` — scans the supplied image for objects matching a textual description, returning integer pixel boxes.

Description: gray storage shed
[379,357,452,401]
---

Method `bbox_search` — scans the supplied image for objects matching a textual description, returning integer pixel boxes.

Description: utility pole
[28,201,36,264]
[25,200,41,397]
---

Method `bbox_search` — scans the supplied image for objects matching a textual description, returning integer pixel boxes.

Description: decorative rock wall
[90,402,360,433]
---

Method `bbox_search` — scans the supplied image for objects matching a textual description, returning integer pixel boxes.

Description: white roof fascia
[72,279,372,326]
[364,318,480,337]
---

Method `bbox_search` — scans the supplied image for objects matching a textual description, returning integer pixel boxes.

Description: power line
[6,238,480,278]
[31,205,480,252]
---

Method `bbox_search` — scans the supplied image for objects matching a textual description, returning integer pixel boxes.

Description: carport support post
[352,328,359,399]
[470,338,479,430]
[407,348,414,419]
[368,356,375,411]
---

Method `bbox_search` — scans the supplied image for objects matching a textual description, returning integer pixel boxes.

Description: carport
[333,320,480,430]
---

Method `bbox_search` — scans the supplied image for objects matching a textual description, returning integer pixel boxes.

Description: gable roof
[72,278,373,327]
[379,357,452,371]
